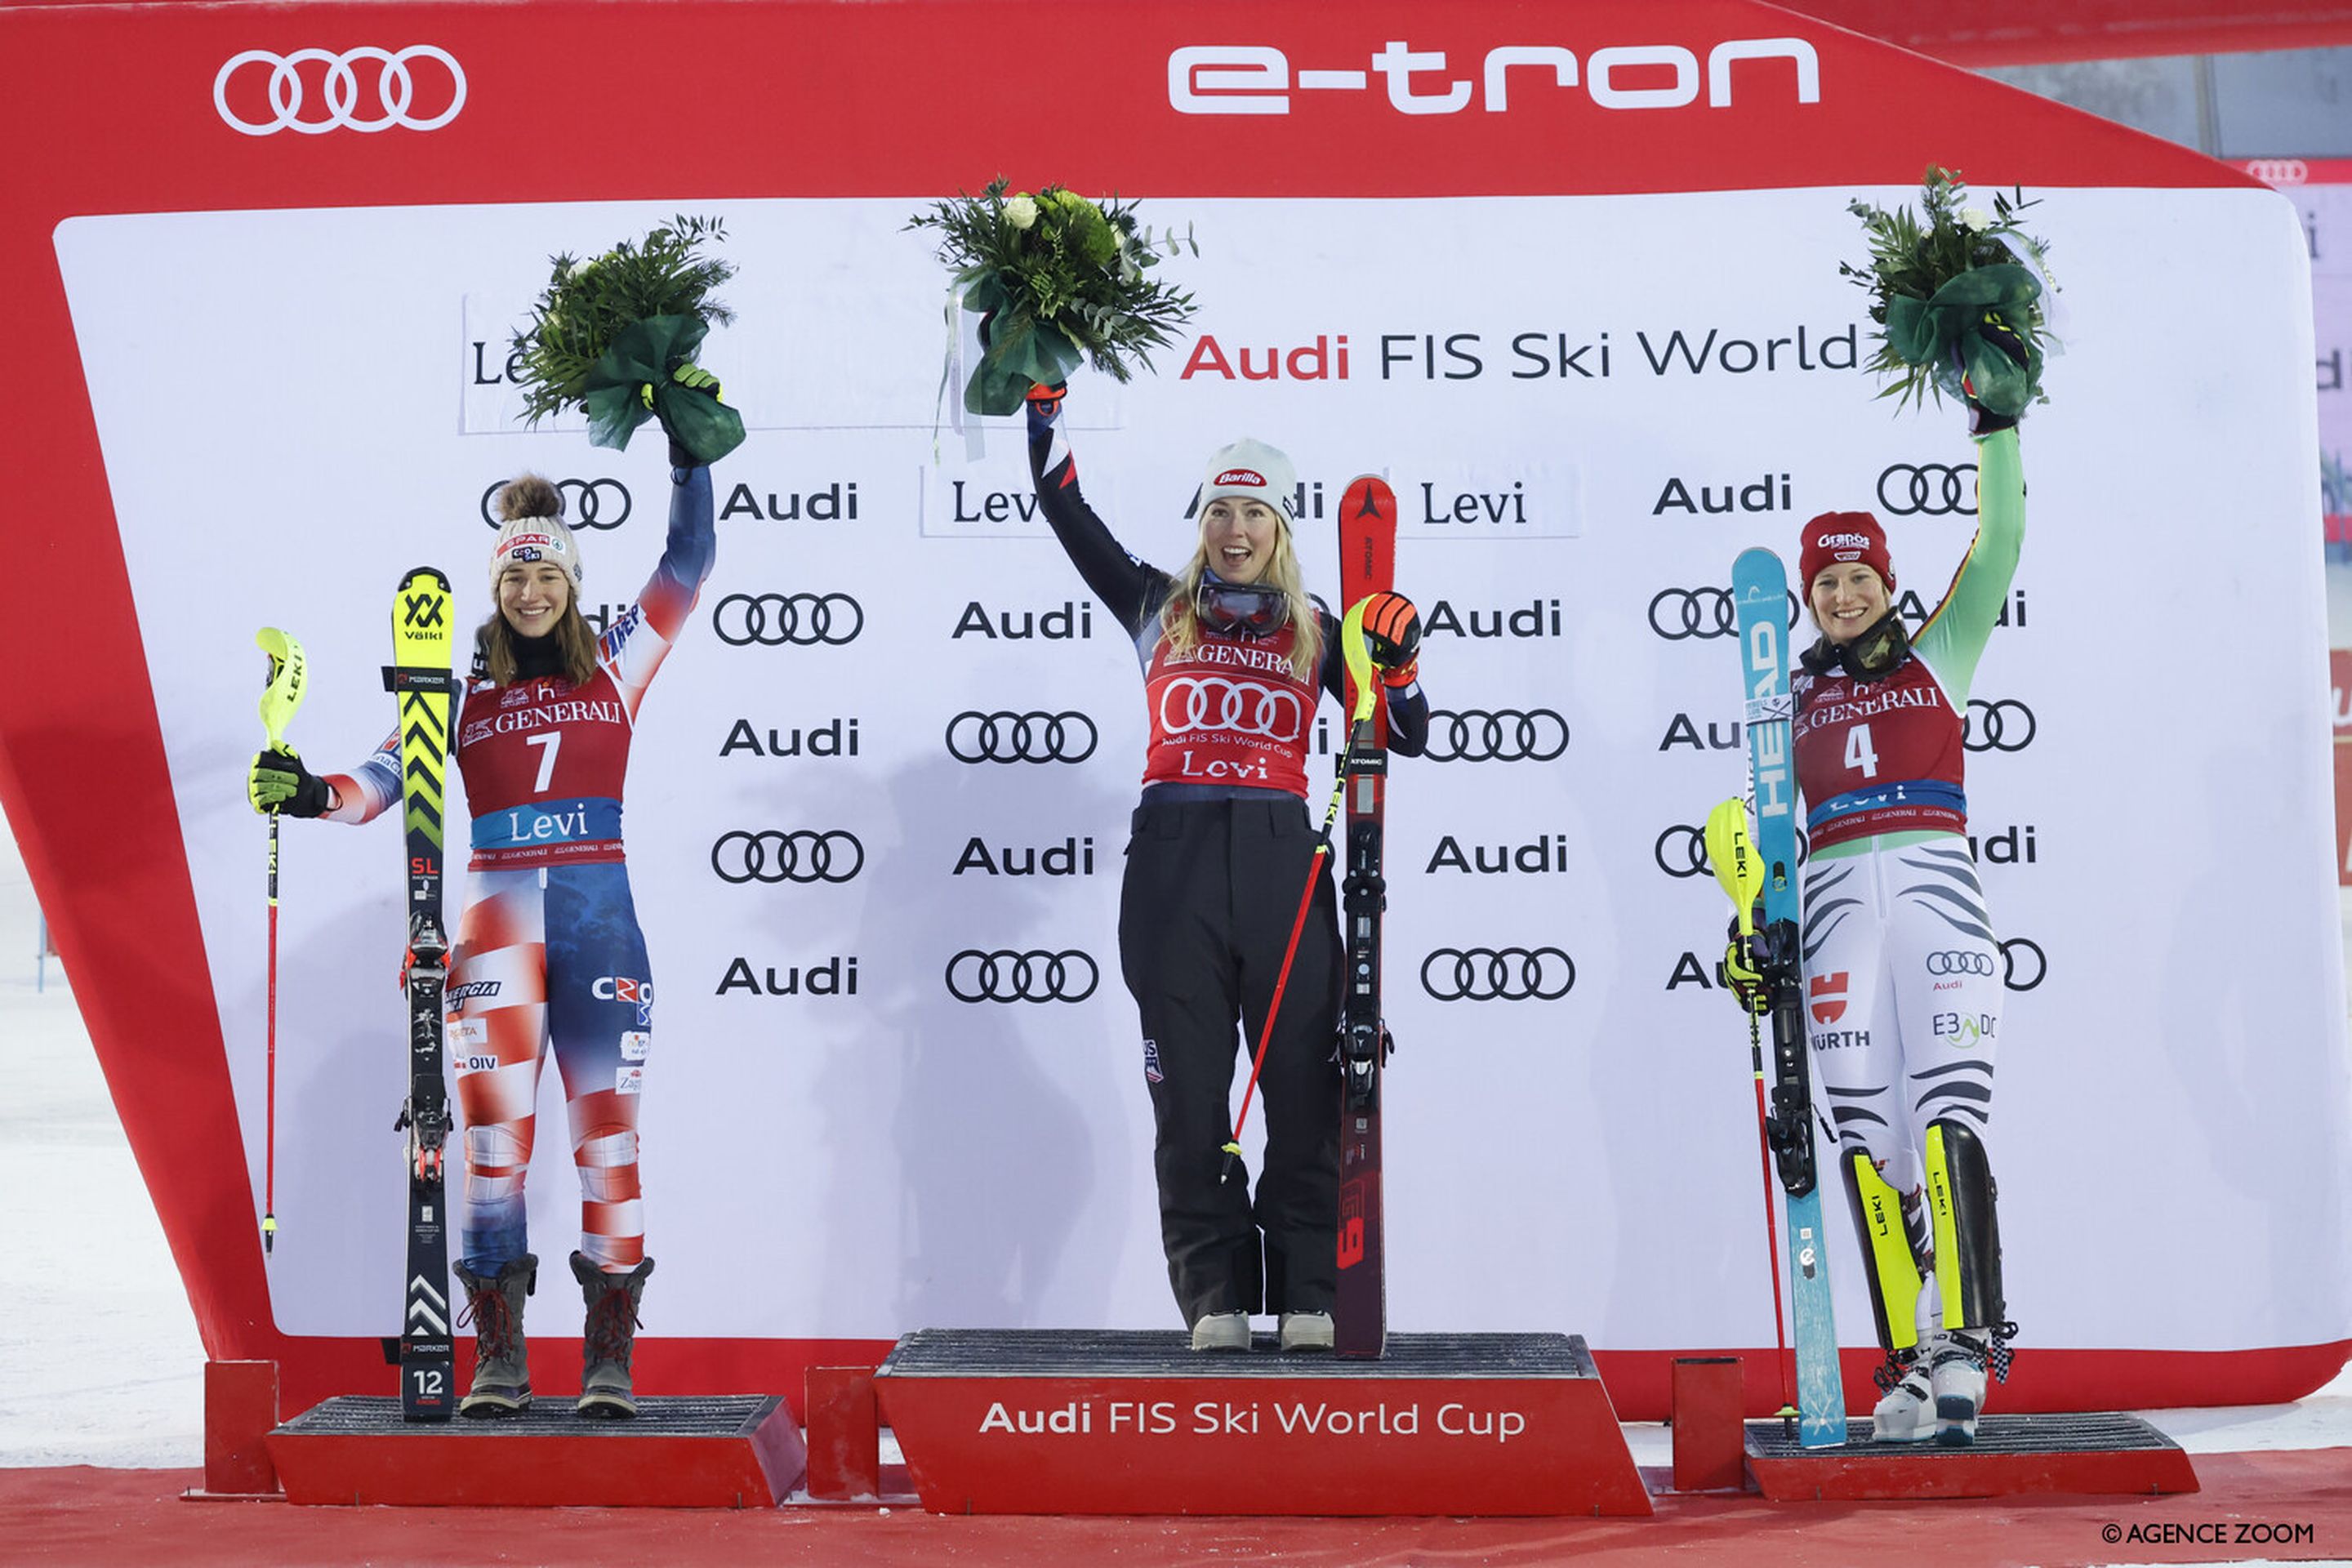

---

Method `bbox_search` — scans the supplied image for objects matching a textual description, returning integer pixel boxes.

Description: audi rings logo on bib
[479,479,630,531]
[713,593,863,646]
[710,830,864,884]
[946,949,1100,1004]
[947,711,1099,764]
[1963,697,2036,752]
[1877,461,1979,517]
[215,47,466,136]
[1649,586,1799,640]
[1998,936,2047,991]
[1157,677,1304,742]
[1421,947,1575,1001]
[1422,708,1570,763]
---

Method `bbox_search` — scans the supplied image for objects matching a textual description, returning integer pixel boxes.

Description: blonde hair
[1157,528,1323,681]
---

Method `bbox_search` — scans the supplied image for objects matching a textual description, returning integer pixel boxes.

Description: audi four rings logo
[1421,947,1576,1001]
[215,47,466,136]
[710,831,864,884]
[1655,822,1806,878]
[713,593,864,646]
[1999,937,2047,991]
[947,710,1099,764]
[1422,708,1570,763]
[1156,677,1304,742]
[1877,462,1980,517]
[946,949,1101,1003]
[1926,950,1997,976]
[479,479,630,531]
[1963,698,2037,752]
[1648,587,1800,640]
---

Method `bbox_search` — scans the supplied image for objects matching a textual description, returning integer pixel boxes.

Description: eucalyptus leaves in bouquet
[510,214,745,462]
[1841,167,2058,417]
[909,178,1198,416]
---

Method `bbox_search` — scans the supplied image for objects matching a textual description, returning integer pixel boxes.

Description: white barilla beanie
[1194,438,1298,530]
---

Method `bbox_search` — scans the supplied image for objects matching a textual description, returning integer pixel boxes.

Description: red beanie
[1797,510,1894,592]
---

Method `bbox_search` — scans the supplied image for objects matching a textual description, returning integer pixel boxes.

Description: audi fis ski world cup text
[976,1396,1528,1444]
[1179,325,1856,385]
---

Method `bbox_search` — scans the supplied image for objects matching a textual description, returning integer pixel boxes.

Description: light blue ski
[1733,546,1848,1450]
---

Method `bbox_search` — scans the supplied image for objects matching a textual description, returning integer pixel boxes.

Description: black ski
[386,567,456,1421]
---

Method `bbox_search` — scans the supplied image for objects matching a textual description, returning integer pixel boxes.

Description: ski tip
[397,565,454,591]
[1339,473,1394,520]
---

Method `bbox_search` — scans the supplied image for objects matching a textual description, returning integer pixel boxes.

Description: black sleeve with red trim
[1025,388,1169,636]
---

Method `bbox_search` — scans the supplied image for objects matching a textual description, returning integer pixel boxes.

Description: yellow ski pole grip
[1704,795,1764,936]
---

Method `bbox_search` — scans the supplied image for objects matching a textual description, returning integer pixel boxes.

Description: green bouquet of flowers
[908,178,1198,416]
[510,215,745,462]
[1842,167,2058,416]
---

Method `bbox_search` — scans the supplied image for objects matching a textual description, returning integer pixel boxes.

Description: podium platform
[1744,1412,2200,1500]
[873,1328,1650,1517]
[266,1395,808,1508]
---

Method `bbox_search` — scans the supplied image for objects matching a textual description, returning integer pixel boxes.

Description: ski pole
[256,627,309,1255]
[1704,795,1797,1423]
[1219,600,1381,1184]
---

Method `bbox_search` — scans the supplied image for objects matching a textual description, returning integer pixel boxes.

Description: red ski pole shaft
[1750,1017,1793,1415]
[1218,840,1330,1185]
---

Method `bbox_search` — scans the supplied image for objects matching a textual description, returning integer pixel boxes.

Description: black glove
[1722,919,1767,1015]
[1360,590,1422,688]
[646,363,724,470]
[1964,312,2027,438]
[248,746,331,817]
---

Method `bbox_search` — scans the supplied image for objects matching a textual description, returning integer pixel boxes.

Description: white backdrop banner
[55,185,2349,1358]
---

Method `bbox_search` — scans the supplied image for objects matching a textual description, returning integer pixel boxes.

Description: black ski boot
[453,1254,536,1418]
[571,1251,654,1419]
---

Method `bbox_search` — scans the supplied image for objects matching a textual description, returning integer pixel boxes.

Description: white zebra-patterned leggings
[1799,835,2002,1191]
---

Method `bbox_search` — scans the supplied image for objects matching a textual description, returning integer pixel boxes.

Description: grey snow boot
[454,1254,537,1418]
[572,1251,654,1419]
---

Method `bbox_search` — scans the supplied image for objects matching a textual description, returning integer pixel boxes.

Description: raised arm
[1025,384,1169,635]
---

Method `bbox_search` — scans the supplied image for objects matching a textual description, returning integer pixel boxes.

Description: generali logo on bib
[1215,468,1268,487]
[1169,37,1820,116]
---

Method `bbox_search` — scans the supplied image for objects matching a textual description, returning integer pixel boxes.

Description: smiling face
[1807,561,1891,645]
[1200,497,1282,586]
[497,560,572,639]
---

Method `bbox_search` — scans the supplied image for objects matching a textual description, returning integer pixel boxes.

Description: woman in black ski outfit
[1023,381,1429,1351]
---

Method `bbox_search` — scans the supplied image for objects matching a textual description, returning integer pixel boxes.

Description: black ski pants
[1119,794,1341,1326]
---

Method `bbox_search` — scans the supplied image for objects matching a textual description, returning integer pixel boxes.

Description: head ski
[387,568,457,1420]
[1731,546,1848,1447]
[1334,474,1396,1358]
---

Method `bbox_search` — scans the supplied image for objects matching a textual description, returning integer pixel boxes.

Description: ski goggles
[1195,579,1290,638]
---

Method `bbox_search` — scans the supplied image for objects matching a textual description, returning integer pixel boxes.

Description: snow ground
[1,822,2345,1470]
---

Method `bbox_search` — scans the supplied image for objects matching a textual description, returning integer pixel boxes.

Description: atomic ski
[387,568,457,1421]
[1731,546,1847,1447]
[1333,474,1397,1358]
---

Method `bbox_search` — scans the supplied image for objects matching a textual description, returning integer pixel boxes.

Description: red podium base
[874,1328,1650,1517]
[266,1395,807,1508]
[1745,1413,2200,1500]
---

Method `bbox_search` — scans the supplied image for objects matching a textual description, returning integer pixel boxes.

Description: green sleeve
[1912,425,2023,703]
